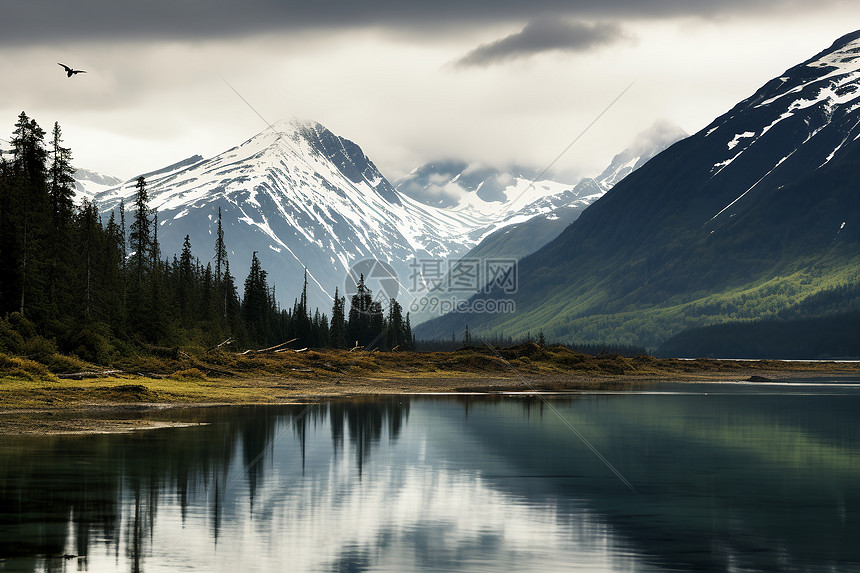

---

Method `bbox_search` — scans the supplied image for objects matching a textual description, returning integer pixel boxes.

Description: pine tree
[201,262,214,322]
[75,201,101,321]
[0,156,14,313]
[129,176,150,289]
[242,251,273,345]
[103,210,126,325]
[128,176,152,331]
[293,269,312,344]
[346,274,376,347]
[10,112,49,317]
[11,112,48,186]
[222,259,242,338]
[48,122,75,226]
[215,206,227,283]
[385,298,404,349]
[119,199,128,314]
[403,312,414,350]
[329,287,347,349]
[179,234,194,324]
[151,209,160,271]
[45,122,76,317]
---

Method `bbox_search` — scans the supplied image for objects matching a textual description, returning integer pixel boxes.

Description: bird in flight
[58,63,86,77]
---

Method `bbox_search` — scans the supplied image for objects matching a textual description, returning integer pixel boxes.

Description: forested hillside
[0,112,413,366]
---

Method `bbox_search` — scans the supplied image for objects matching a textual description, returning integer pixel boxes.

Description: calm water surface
[1,382,859,572]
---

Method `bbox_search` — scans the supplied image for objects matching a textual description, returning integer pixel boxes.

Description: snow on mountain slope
[73,168,124,203]
[698,32,860,224]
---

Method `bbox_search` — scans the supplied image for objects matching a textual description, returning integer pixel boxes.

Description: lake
[1,382,859,572]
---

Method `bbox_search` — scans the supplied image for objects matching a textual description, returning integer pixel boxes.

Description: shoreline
[3,359,860,435]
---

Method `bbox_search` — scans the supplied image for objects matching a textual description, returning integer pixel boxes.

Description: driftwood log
[206,337,234,352]
[239,339,298,355]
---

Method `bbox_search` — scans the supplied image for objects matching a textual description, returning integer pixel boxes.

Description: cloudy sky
[1,1,860,183]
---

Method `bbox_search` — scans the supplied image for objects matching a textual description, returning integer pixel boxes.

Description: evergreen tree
[222,259,243,339]
[128,176,152,330]
[201,262,214,322]
[9,112,49,317]
[48,122,75,226]
[45,122,76,317]
[215,206,227,283]
[242,251,274,345]
[103,210,126,325]
[385,298,404,349]
[403,312,414,350]
[0,154,14,312]
[75,201,101,321]
[329,287,347,349]
[11,111,48,186]
[129,176,150,289]
[118,199,128,314]
[368,301,384,348]
[292,269,312,344]
[179,234,194,324]
[346,274,376,347]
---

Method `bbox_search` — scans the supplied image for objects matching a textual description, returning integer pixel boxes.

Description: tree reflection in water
[0,399,410,571]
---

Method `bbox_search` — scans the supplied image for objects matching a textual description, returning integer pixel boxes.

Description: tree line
[0,112,413,363]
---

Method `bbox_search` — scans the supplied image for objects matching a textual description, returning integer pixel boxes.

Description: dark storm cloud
[0,0,823,45]
[456,19,629,67]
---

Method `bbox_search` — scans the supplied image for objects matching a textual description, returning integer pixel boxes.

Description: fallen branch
[207,337,234,352]
[238,339,299,355]
[56,370,122,380]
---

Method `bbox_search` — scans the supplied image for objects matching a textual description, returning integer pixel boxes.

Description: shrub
[6,313,36,339]
[172,368,206,380]
[20,336,58,363]
[0,318,25,354]
[71,329,113,364]
[0,352,55,381]
[41,353,91,374]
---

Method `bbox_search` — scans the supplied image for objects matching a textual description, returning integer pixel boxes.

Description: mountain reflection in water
[1,387,859,572]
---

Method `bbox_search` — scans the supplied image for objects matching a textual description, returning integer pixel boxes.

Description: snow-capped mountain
[397,119,686,249]
[396,162,543,208]
[419,120,687,266]
[91,120,590,313]
[73,168,124,203]
[395,161,588,232]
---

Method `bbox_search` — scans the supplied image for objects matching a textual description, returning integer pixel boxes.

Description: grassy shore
[2,344,859,434]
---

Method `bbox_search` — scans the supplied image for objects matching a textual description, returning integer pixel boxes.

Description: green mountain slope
[416,31,860,348]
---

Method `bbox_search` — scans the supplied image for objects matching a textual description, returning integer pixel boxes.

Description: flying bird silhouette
[58,63,86,77]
